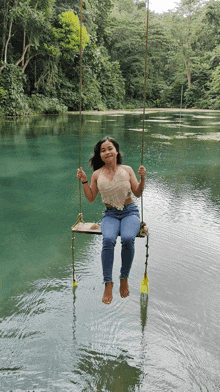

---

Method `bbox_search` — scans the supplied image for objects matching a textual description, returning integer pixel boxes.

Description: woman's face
[100,140,118,164]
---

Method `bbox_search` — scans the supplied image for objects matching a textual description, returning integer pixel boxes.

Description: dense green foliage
[0,0,220,115]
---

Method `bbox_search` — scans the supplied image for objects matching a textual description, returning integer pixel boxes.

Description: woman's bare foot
[120,278,129,298]
[102,282,113,304]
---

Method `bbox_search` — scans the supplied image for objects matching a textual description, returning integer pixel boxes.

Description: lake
[1,109,220,391]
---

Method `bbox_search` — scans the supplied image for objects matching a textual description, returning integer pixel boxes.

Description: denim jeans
[101,202,140,283]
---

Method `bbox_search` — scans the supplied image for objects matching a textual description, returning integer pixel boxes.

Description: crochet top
[97,165,132,210]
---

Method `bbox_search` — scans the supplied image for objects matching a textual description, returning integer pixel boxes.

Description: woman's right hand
[77,167,87,183]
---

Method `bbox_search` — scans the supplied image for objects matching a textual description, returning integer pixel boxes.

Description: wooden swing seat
[71,222,148,237]
[72,222,102,234]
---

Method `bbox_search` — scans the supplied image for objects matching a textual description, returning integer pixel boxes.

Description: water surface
[1,110,220,391]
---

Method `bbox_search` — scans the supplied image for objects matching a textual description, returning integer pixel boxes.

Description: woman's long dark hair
[89,136,123,171]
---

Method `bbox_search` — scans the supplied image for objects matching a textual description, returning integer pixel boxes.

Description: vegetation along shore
[0,0,220,117]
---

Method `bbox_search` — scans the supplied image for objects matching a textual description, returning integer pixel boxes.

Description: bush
[124,98,143,109]
[0,85,7,103]
[0,65,67,116]
[58,78,80,111]
[29,94,67,114]
[0,65,31,116]
[0,106,5,116]
[98,60,125,109]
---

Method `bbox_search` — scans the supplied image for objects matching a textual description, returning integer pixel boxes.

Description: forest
[0,0,220,116]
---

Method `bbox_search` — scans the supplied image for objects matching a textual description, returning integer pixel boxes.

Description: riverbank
[1,107,220,119]
[67,107,220,115]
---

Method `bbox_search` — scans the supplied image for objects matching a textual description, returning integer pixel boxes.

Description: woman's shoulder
[92,167,103,180]
[120,165,133,174]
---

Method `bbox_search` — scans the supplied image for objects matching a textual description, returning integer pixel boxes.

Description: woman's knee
[121,235,135,248]
[103,235,117,248]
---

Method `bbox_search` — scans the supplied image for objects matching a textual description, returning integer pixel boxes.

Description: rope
[76,0,149,229]
[179,85,183,129]
[78,0,83,218]
[72,0,84,228]
[140,0,149,225]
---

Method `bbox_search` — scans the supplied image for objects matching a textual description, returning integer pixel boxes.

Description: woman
[77,136,146,304]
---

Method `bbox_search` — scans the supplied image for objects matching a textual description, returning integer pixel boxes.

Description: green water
[1,110,220,391]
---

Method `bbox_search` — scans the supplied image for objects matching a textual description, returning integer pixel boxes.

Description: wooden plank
[71,222,102,234]
[72,222,148,237]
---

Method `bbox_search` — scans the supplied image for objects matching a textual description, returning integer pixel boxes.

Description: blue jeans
[101,202,140,283]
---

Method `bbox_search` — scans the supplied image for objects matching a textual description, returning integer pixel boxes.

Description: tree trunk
[187,68,191,89]
[184,57,191,89]
[1,0,8,62]
[22,30,26,67]
[4,20,13,64]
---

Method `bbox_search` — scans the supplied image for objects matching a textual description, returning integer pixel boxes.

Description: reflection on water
[73,350,142,390]
[1,110,220,391]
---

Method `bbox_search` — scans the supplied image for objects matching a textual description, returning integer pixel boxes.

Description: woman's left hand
[138,165,146,179]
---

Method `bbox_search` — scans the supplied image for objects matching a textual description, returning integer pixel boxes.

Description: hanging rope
[71,0,83,286]
[74,0,149,235]
[141,0,149,166]
[74,0,84,227]
[179,85,183,129]
[139,0,149,237]
[140,0,150,294]
[79,0,83,212]
[72,0,150,288]
[141,0,149,192]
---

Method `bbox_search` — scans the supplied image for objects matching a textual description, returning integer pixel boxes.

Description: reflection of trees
[73,349,142,391]
[71,291,147,391]
[0,115,71,137]
[139,292,148,388]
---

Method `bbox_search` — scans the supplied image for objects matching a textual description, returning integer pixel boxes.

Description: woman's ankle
[105,281,113,286]
[120,278,129,298]
[102,282,113,304]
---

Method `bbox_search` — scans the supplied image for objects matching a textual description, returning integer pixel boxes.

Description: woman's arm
[126,165,146,198]
[77,167,99,203]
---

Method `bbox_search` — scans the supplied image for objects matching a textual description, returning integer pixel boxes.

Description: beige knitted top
[97,165,132,210]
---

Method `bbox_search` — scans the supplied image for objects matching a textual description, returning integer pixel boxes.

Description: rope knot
[72,212,85,229]
[138,221,148,237]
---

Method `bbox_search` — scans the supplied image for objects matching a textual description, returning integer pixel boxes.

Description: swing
[71,0,150,293]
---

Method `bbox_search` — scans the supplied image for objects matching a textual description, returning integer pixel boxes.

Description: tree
[170,0,204,89]
[105,1,175,106]
[0,0,56,73]
[1,0,220,114]
[50,11,89,59]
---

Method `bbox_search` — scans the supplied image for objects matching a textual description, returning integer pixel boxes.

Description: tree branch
[23,54,36,72]
[0,64,6,72]
[15,44,30,67]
